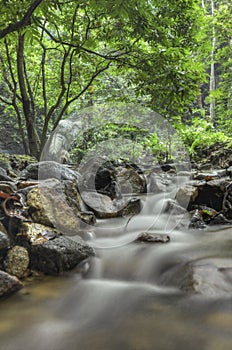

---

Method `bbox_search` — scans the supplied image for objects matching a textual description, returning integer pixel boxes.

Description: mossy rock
[0,152,36,172]
[9,154,37,171]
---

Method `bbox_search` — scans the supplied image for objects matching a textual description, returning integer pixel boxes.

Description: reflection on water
[2,190,232,349]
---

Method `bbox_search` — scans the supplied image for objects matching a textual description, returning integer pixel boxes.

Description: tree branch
[35,21,131,62]
[0,0,44,40]
[51,61,112,132]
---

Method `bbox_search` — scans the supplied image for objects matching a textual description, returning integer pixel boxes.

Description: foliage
[0,0,207,159]
[176,116,231,157]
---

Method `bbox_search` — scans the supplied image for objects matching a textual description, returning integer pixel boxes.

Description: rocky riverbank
[1,150,232,298]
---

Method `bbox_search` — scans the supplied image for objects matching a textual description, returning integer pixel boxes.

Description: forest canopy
[0,0,231,159]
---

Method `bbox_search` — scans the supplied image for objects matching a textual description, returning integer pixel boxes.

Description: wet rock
[0,221,8,234]
[26,181,81,234]
[193,172,219,181]
[81,191,141,219]
[0,167,13,181]
[80,158,146,199]
[0,230,10,263]
[4,246,29,279]
[160,258,232,297]
[176,171,192,177]
[18,222,59,245]
[0,270,23,297]
[17,181,39,190]
[0,182,17,194]
[20,161,81,181]
[164,199,187,215]
[148,174,168,193]
[209,213,232,225]
[114,166,146,195]
[189,206,221,229]
[77,211,96,226]
[223,183,232,219]
[160,163,176,173]
[177,178,230,212]
[216,169,227,178]
[0,231,10,251]
[226,166,232,177]
[81,191,120,218]
[189,209,208,229]
[197,163,213,171]
[135,232,170,243]
[175,185,198,210]
[28,236,95,275]
[194,179,229,212]
[120,197,141,217]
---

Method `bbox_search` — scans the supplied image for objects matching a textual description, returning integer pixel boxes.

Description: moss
[9,154,36,171]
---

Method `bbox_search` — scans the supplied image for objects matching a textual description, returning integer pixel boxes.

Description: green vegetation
[0,0,231,162]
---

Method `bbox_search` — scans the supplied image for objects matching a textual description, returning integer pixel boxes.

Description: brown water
[1,186,232,350]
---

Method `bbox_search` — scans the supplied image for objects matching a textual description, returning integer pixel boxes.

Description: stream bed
[1,190,232,350]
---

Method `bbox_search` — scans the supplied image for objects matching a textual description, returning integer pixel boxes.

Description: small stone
[4,246,29,278]
[135,232,170,243]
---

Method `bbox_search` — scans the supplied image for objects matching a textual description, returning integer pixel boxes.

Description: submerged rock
[159,258,232,297]
[0,270,23,297]
[163,199,187,215]
[28,236,95,275]
[148,173,169,193]
[4,246,29,279]
[135,232,170,243]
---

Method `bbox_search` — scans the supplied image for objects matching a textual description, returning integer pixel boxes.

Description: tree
[198,0,232,127]
[0,0,206,158]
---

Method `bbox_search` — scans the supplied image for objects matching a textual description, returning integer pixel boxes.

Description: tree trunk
[209,0,216,122]
[17,34,41,159]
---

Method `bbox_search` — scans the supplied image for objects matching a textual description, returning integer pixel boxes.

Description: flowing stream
[1,176,232,350]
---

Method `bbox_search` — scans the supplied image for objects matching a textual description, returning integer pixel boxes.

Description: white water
[1,177,232,350]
